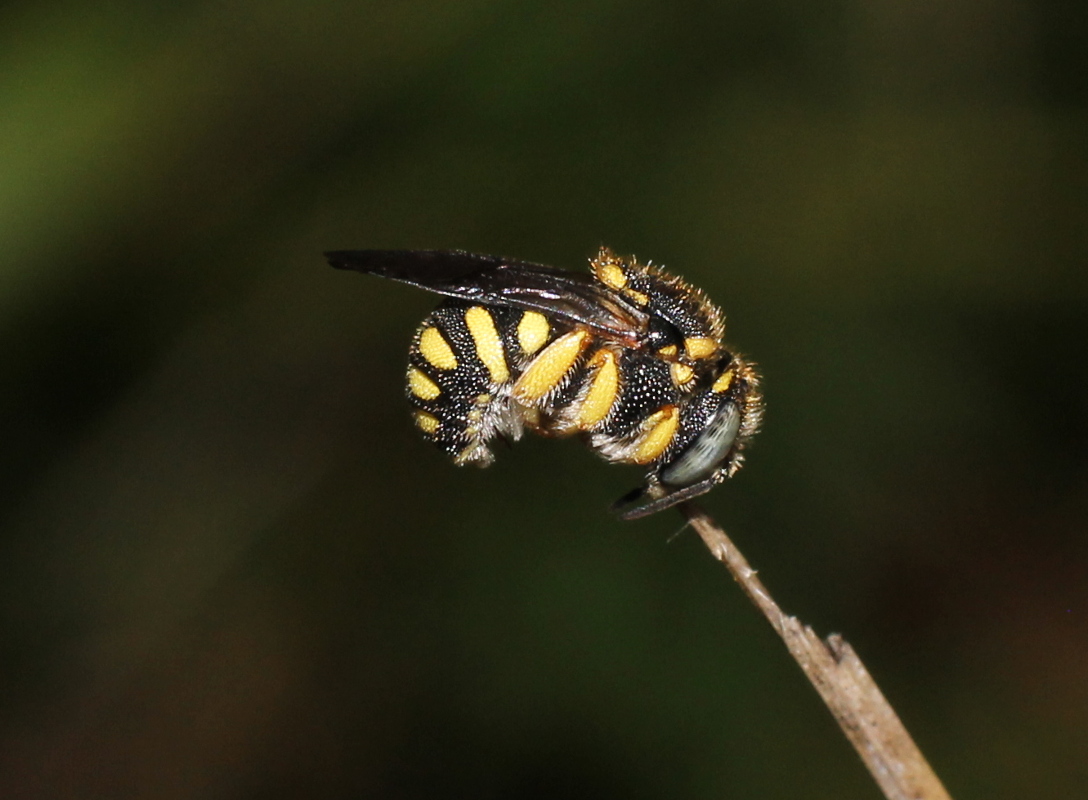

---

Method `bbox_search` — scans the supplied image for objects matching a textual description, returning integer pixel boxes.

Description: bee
[327,247,762,519]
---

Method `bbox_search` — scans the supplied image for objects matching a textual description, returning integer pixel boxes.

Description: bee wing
[327,250,648,345]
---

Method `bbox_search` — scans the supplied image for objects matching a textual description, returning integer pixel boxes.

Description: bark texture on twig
[681,502,952,800]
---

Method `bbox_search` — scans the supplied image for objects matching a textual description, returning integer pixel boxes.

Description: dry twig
[680,502,952,800]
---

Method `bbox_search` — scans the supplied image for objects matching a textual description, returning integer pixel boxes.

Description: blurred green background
[1,1,1086,797]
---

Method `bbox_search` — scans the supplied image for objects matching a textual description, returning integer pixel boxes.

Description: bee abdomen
[407,301,588,465]
[407,303,513,465]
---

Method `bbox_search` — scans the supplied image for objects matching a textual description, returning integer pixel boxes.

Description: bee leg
[612,474,724,521]
[610,485,648,514]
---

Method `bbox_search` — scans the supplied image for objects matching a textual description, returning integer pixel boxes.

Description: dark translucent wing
[327,250,648,344]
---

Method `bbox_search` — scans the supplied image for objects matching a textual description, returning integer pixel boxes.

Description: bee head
[613,354,760,520]
[659,393,742,489]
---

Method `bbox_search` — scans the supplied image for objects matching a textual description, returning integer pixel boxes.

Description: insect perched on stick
[327,247,763,519]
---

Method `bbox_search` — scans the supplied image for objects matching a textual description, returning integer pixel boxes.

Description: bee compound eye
[659,399,741,487]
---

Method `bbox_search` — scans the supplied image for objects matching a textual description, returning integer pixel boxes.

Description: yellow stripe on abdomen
[464,306,509,383]
[407,367,441,400]
[413,410,440,435]
[517,310,550,356]
[418,326,458,370]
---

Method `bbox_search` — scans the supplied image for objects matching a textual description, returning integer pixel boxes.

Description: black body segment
[329,246,763,518]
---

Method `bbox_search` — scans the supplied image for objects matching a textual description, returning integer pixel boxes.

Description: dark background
[2,1,1086,797]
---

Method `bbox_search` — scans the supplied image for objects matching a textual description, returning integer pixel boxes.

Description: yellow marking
[596,262,628,290]
[670,362,695,386]
[464,306,509,383]
[408,367,441,400]
[623,288,650,306]
[576,349,620,428]
[633,405,680,464]
[413,410,439,435]
[419,326,458,370]
[712,368,734,394]
[517,311,550,356]
[685,336,718,360]
[658,344,678,358]
[591,247,632,290]
[513,330,588,403]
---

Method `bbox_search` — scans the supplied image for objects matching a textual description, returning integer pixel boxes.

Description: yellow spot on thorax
[684,336,718,360]
[592,253,628,290]
[657,344,678,358]
[464,306,509,383]
[599,263,628,290]
[517,310,550,355]
[712,368,734,394]
[408,367,441,400]
[419,326,458,369]
[670,362,695,386]
[633,405,680,464]
[623,288,650,306]
[576,348,620,428]
[513,329,588,403]
[413,410,439,435]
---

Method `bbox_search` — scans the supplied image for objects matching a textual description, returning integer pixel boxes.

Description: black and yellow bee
[327,247,762,519]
